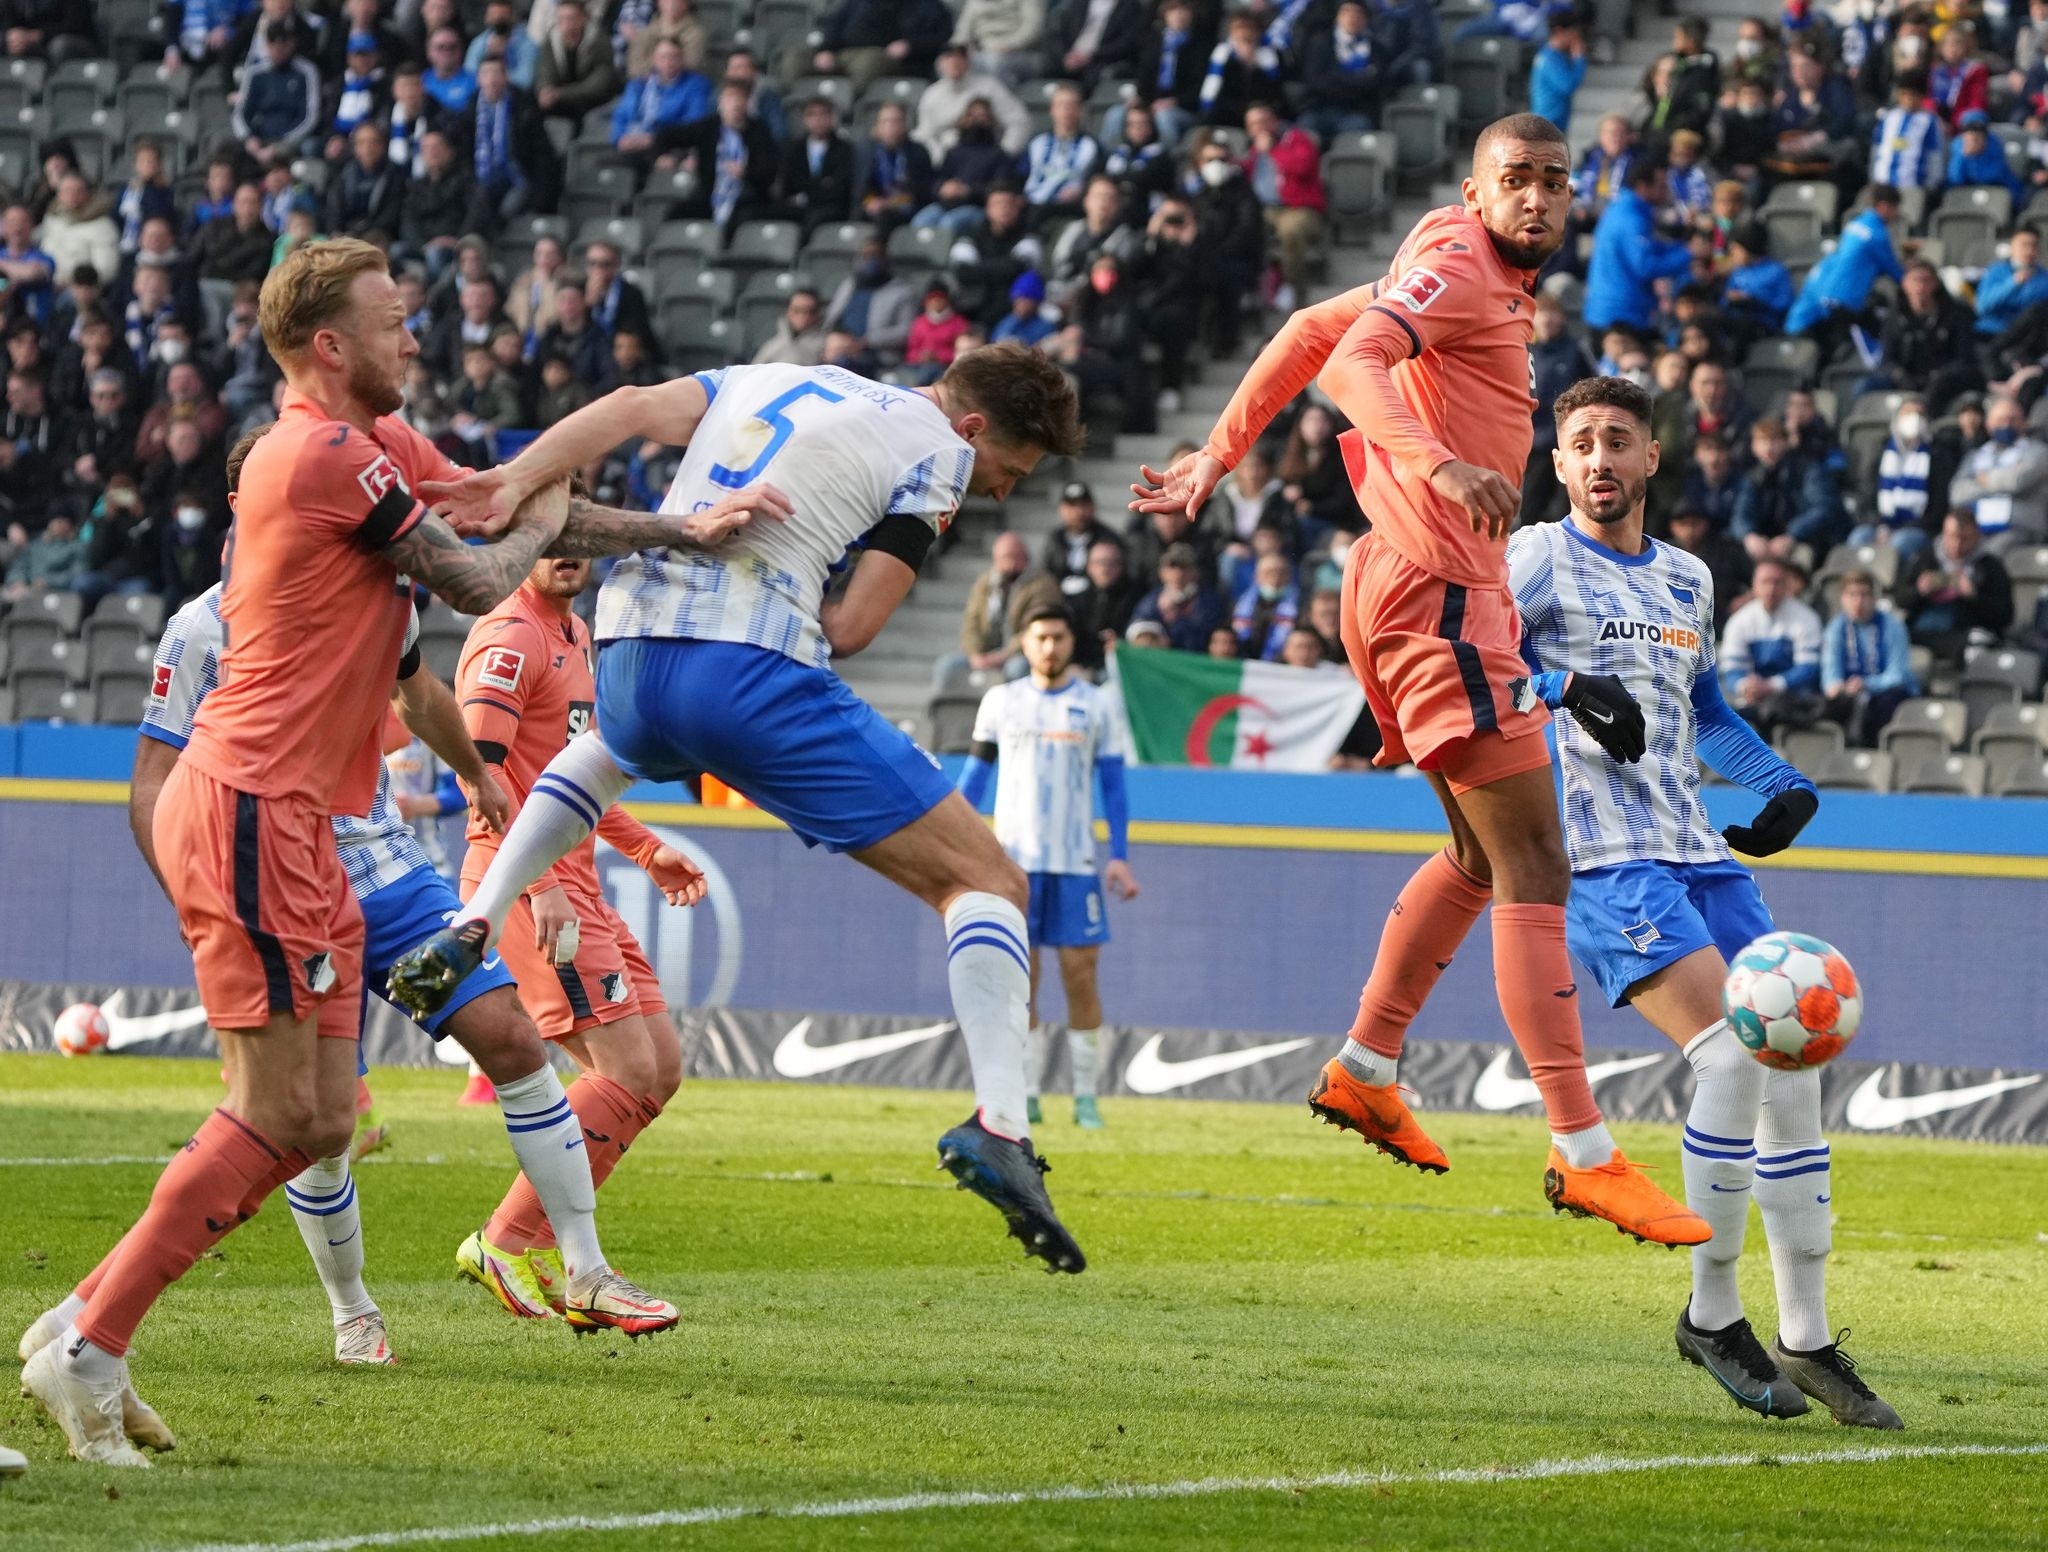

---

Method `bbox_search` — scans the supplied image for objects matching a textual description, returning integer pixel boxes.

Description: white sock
[943,892,1032,1140]
[494,1064,604,1282]
[1756,1065,1831,1352]
[56,1324,122,1385]
[461,733,629,948]
[1024,1023,1048,1102]
[1680,1021,1763,1331]
[1550,1120,1617,1168]
[283,1154,377,1324]
[1067,1026,1102,1099]
[48,1292,85,1331]
[1338,1037,1399,1087]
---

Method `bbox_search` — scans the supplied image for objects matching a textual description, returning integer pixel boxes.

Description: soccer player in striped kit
[1508,375,1899,1428]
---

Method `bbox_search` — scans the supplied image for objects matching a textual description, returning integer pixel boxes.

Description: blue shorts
[1567,858,1777,1008]
[597,637,954,853]
[356,863,517,1037]
[1027,872,1109,948]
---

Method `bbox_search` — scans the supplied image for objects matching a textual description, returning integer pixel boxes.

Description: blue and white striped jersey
[972,677,1125,875]
[595,363,975,668]
[1507,521,1732,872]
[141,583,432,898]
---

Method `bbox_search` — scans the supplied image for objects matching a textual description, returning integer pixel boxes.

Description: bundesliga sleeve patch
[1386,267,1448,313]
[477,645,525,692]
[149,662,173,702]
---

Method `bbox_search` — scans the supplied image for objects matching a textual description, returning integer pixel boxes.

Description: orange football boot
[1543,1147,1712,1247]
[1306,1058,1449,1173]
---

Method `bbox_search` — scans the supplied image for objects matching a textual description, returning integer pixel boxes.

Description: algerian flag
[1110,645,1366,770]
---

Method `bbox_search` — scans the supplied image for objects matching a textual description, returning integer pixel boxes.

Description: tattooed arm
[545,486,797,558]
[378,481,570,616]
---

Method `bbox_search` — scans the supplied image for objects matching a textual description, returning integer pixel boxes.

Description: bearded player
[1508,376,1899,1427]
[16,238,765,1466]
[451,553,703,1319]
[1132,119,1707,1246]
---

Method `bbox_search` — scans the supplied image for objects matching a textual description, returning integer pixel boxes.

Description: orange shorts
[1340,533,1552,795]
[154,760,364,1038]
[468,865,665,1040]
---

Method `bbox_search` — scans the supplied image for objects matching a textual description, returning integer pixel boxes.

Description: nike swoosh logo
[1123,1034,1315,1094]
[98,991,211,1050]
[1581,704,1615,724]
[1815,1194,1831,1203]
[1843,1069,2044,1130]
[1708,1182,1750,1193]
[564,1138,584,1151]
[771,1017,956,1078]
[327,1229,359,1248]
[1471,1049,1668,1112]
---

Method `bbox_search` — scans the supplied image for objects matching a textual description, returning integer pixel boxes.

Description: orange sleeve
[1199,283,1377,470]
[1313,248,1496,483]
[596,807,663,868]
[287,420,429,550]
[454,618,545,763]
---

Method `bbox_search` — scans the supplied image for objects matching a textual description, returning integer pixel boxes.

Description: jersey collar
[1562,516,1659,568]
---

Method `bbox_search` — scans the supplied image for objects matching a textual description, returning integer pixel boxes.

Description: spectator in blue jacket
[1822,568,1919,747]
[1132,540,1221,652]
[611,38,712,151]
[1946,108,2025,198]
[233,22,323,165]
[422,25,479,114]
[1720,221,1792,346]
[1720,554,1825,737]
[1528,11,1586,134]
[1731,415,1845,558]
[1583,160,1696,333]
[1784,185,1904,356]
[1974,225,2048,336]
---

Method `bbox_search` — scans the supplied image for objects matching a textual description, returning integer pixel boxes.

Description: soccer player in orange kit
[1132,116,1709,1248]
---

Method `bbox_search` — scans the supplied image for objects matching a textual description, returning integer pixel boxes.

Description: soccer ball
[53,1003,109,1057]
[1722,932,1862,1071]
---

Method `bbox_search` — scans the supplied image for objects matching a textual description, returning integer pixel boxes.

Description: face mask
[1895,412,1926,443]
[1257,583,1282,602]
[1898,35,1924,59]
[175,506,207,532]
[1739,101,1767,118]
[1200,160,1233,187]
[1090,273,1116,295]
[1736,37,1762,59]
[491,17,511,33]
[1993,425,2020,446]
[155,339,187,364]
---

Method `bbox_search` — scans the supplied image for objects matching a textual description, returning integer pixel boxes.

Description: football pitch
[2,1054,2044,1552]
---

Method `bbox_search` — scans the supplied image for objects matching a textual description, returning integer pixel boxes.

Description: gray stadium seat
[84,626,151,682]
[788,75,855,117]
[649,218,722,270]
[2003,543,2048,586]
[574,213,647,263]
[666,316,743,374]
[94,671,151,725]
[855,76,928,122]
[1764,179,1840,226]
[1963,646,2043,699]
[1446,38,1512,131]
[1975,700,2048,743]
[11,671,91,723]
[1975,730,2046,793]
[1960,678,2020,735]
[725,220,801,278]
[926,694,981,754]
[1897,751,1987,796]
[0,681,12,722]
[737,270,816,351]
[885,222,950,288]
[1879,697,1967,763]
[1928,207,2000,270]
[1384,93,1451,186]
[19,590,84,637]
[1761,206,1825,268]
[1323,133,1393,239]
[1810,748,1893,792]
[0,57,44,96]
[1775,721,1845,771]
[1993,753,2048,796]
[800,221,875,293]
[634,166,700,228]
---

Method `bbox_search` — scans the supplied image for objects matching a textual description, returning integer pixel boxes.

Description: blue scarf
[1263,0,1317,54]
[336,70,381,136]
[1335,29,1371,70]
[389,102,424,173]
[117,183,147,252]
[612,0,653,67]
[1841,615,1889,679]
[634,75,668,134]
[713,125,744,224]
[1156,28,1186,93]
[475,96,522,188]
[870,143,903,195]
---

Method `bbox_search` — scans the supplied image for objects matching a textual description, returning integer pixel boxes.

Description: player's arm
[128,734,180,899]
[958,686,1004,807]
[822,544,918,657]
[378,489,571,617]
[1097,753,1138,898]
[392,644,509,834]
[824,453,963,657]
[1506,533,1646,762]
[594,806,708,907]
[1129,286,1375,519]
[454,621,577,904]
[543,484,795,559]
[1693,668,1819,856]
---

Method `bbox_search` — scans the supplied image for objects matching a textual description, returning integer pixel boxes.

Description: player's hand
[1560,672,1648,763]
[530,885,580,959]
[679,483,794,548]
[643,843,708,907]
[463,768,510,835]
[1722,785,1819,858]
[1104,859,1139,900]
[395,792,438,820]
[1130,451,1228,520]
[420,466,524,539]
[1427,459,1519,540]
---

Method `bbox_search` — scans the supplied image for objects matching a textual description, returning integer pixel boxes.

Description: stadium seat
[1975,728,2047,793]
[560,185,629,233]
[1897,751,1986,797]
[17,590,84,638]
[0,681,12,721]
[94,671,151,725]
[574,213,647,263]
[66,118,127,181]
[648,218,722,270]
[1762,179,1840,230]
[11,671,92,723]
[1323,133,1393,240]
[725,219,800,278]
[1959,678,2020,736]
[90,591,165,638]
[926,694,981,754]
[1775,720,1845,770]
[656,262,737,316]
[84,624,151,682]
[1385,87,1454,187]
[1810,747,1892,792]
[855,77,927,123]
[666,315,742,374]
[749,0,823,60]
[1880,697,1968,761]
[737,270,815,350]
[787,75,854,117]
[800,220,874,294]
[1446,38,1512,132]
[1963,646,2043,699]
[1761,206,1826,268]
[885,222,950,289]
[634,166,700,228]
[2002,543,2048,586]
[6,631,81,683]
[695,0,741,43]
[1745,335,1820,386]
[1929,205,2001,270]
[1992,752,2048,796]
[0,80,32,118]
[0,57,44,96]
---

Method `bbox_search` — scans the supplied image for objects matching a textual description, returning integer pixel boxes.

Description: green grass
[2,1053,2045,1552]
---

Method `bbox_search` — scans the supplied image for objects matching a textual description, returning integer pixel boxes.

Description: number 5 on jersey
[709,382,847,490]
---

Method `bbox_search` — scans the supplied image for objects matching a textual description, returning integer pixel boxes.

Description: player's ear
[955,410,988,444]
[1645,437,1661,479]
[1551,445,1566,486]
[1460,175,1479,212]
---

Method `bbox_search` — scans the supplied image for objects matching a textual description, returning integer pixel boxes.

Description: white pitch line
[0,1155,175,1166]
[171,1441,2048,1552]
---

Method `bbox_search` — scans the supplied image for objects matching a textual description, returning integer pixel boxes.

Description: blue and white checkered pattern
[595,363,975,669]
[1507,521,1732,873]
[141,584,432,898]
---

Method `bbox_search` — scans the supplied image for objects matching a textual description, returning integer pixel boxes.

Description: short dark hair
[1019,603,1075,633]
[1472,113,1570,176]
[1869,183,1902,208]
[1552,375,1654,432]
[225,424,271,496]
[1839,568,1878,592]
[939,342,1085,458]
[1626,156,1667,190]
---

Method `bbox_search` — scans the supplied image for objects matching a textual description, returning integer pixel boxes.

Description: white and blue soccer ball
[1722,932,1862,1071]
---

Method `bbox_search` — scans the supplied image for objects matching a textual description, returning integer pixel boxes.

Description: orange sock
[1490,903,1602,1134]
[1350,849,1493,1059]
[75,1110,310,1357]
[486,1073,658,1253]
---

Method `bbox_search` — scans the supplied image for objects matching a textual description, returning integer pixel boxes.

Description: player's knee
[980,856,1029,915]
[1488,826,1570,905]
[462,996,549,1084]
[300,1103,357,1162]
[1445,831,1493,886]
[649,1031,684,1104]
[594,1028,661,1097]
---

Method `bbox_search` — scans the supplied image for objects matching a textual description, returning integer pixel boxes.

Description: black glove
[1723,786,1819,858]
[1560,672,1647,763]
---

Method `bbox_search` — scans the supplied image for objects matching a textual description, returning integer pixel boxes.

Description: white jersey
[1507,521,1732,873]
[383,734,455,878]
[141,584,432,898]
[595,363,975,668]
[973,677,1125,875]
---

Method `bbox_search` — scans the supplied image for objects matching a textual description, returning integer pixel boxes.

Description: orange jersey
[458,582,661,895]
[1203,205,1539,589]
[182,390,450,815]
